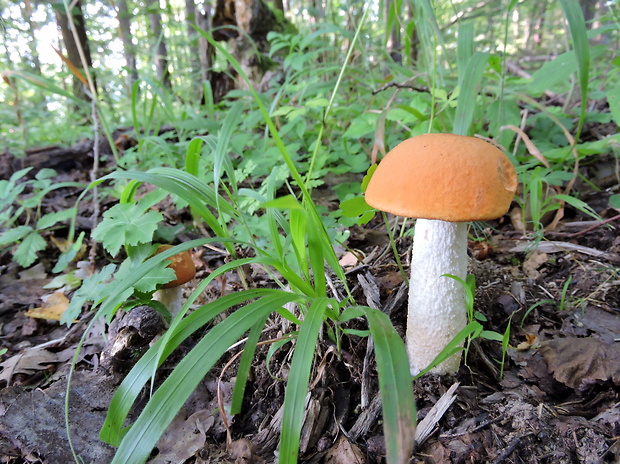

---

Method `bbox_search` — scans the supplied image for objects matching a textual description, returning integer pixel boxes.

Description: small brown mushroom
[153,244,196,317]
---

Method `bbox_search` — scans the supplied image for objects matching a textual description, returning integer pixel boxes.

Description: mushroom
[365,134,517,375]
[153,244,196,318]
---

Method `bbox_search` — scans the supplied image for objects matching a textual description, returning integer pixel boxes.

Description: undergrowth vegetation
[1,0,619,463]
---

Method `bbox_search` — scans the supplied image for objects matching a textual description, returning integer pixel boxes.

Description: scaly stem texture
[407,219,467,375]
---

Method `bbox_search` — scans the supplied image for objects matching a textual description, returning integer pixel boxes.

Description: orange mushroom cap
[365,133,518,222]
[156,244,196,289]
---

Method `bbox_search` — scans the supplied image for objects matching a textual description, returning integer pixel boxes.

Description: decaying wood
[357,272,380,410]
[414,382,460,447]
[1,140,99,179]
[346,393,383,441]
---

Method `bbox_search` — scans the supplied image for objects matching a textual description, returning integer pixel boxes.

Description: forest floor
[0,132,619,464]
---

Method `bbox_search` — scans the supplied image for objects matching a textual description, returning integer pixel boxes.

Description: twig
[509,240,620,263]
[491,432,534,464]
[372,81,429,96]
[567,213,619,237]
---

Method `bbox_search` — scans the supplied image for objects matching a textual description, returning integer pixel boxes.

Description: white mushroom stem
[407,219,468,376]
[154,286,183,319]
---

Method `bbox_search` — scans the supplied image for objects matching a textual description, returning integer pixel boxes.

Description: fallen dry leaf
[522,251,548,280]
[325,436,366,464]
[0,347,58,385]
[149,408,214,464]
[24,292,70,321]
[338,251,361,268]
[539,337,620,391]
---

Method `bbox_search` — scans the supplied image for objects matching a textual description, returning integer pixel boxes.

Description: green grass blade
[411,0,448,77]
[453,52,489,136]
[457,21,474,86]
[3,69,86,105]
[213,101,243,199]
[361,307,416,464]
[231,313,269,414]
[558,0,590,139]
[279,298,331,463]
[184,137,204,177]
[307,211,326,298]
[265,170,287,261]
[101,288,283,445]
[110,292,302,463]
[290,207,310,282]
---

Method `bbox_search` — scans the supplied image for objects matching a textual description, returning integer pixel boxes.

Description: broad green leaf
[343,113,379,139]
[480,330,504,342]
[52,231,85,273]
[552,194,601,220]
[305,97,329,109]
[92,203,163,257]
[112,248,175,294]
[36,208,76,230]
[606,81,620,126]
[213,101,243,200]
[361,165,377,193]
[290,207,309,281]
[14,232,46,267]
[527,52,577,95]
[262,195,303,210]
[63,264,117,325]
[307,211,326,298]
[457,21,474,86]
[340,196,373,218]
[0,225,33,245]
[386,107,418,124]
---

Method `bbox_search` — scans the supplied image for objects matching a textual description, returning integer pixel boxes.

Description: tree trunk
[20,3,42,74]
[525,0,547,50]
[273,0,284,12]
[116,0,139,94]
[212,0,289,97]
[185,0,200,74]
[385,0,401,63]
[195,4,215,95]
[408,3,419,63]
[146,0,172,88]
[581,0,597,26]
[55,0,95,102]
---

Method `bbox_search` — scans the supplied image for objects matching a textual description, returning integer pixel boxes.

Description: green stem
[382,211,409,286]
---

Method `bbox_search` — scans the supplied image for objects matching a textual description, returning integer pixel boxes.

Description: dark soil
[0,141,619,464]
